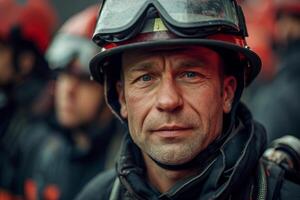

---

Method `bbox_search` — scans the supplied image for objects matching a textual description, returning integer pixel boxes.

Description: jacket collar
[116,103,267,199]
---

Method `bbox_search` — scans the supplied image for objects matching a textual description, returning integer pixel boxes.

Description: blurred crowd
[241,0,300,142]
[0,0,299,199]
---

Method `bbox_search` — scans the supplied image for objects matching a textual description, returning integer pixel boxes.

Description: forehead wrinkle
[125,55,209,76]
[172,58,206,70]
[155,47,219,71]
[123,46,222,73]
[127,61,157,73]
[123,50,162,73]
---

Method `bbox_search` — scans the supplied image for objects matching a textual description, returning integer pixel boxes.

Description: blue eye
[185,72,197,78]
[140,74,152,81]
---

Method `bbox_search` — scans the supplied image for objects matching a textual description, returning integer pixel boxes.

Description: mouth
[151,125,193,138]
[61,106,74,112]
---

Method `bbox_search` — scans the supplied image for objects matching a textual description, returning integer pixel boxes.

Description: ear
[116,81,128,119]
[223,76,237,113]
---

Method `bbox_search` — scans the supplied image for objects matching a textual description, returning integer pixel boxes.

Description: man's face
[118,46,236,165]
[55,72,104,129]
[0,43,14,86]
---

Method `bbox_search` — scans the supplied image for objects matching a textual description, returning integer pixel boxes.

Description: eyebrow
[127,61,157,72]
[126,56,208,73]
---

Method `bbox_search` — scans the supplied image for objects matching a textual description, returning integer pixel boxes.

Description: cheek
[0,51,14,82]
[201,88,224,136]
[0,65,14,83]
[54,83,66,108]
[184,84,223,124]
[78,87,102,114]
[125,89,154,136]
[185,82,222,107]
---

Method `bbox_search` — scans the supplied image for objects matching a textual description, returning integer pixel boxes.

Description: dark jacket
[0,89,14,137]
[251,40,300,143]
[0,90,15,191]
[20,117,124,200]
[77,104,295,200]
[0,76,49,195]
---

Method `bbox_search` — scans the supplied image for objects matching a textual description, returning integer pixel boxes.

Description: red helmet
[241,0,277,81]
[0,0,57,53]
[59,5,98,40]
[273,0,300,15]
[90,0,261,118]
[46,5,100,76]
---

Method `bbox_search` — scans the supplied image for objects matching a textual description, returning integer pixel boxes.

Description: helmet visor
[159,0,239,27]
[95,0,240,35]
[47,33,99,73]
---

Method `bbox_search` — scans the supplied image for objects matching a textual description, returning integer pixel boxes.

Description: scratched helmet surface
[90,0,262,118]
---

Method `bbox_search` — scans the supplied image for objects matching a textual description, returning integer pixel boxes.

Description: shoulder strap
[109,177,120,200]
[260,158,288,200]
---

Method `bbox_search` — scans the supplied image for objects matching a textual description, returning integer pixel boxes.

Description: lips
[151,125,193,138]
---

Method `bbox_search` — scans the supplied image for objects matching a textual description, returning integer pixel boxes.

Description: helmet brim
[90,38,261,86]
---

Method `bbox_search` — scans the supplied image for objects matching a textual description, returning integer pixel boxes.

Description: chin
[59,118,78,129]
[148,145,198,165]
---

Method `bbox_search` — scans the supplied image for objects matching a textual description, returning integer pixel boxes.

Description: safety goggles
[93,0,247,44]
[46,33,99,74]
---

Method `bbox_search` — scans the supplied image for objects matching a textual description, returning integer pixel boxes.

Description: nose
[64,76,79,98]
[155,77,183,112]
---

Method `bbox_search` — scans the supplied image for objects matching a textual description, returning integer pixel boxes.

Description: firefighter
[21,5,123,200]
[0,0,56,198]
[252,0,300,143]
[76,0,300,199]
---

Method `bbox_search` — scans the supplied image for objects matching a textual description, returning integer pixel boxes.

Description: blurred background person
[250,0,300,143]
[0,0,57,198]
[240,0,278,103]
[241,0,277,83]
[50,0,98,27]
[19,5,123,200]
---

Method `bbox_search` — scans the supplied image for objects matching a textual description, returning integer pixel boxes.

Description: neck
[143,153,199,193]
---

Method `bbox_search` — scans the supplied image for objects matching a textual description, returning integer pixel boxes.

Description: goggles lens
[159,0,238,26]
[95,0,240,38]
[97,0,147,32]
[47,34,98,72]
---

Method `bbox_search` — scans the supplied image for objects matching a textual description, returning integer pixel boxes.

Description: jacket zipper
[257,162,267,200]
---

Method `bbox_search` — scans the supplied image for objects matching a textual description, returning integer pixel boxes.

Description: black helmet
[90,0,261,118]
